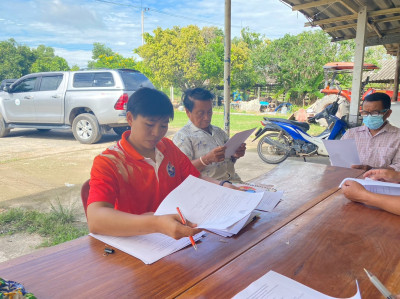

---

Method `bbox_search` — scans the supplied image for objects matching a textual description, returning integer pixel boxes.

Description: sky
[0,0,313,68]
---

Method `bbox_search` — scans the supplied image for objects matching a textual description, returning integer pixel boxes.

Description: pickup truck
[0,69,154,143]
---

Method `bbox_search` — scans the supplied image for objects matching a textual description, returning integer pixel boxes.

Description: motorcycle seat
[269,118,310,132]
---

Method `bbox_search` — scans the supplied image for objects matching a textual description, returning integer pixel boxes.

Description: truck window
[12,77,37,93]
[73,72,114,88]
[118,70,154,90]
[39,75,63,91]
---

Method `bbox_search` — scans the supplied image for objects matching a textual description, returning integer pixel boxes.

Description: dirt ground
[0,127,269,262]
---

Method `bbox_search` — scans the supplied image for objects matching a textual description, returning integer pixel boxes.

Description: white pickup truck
[0,69,154,143]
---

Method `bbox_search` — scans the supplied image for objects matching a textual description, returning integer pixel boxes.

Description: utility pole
[141,8,149,45]
[223,0,231,135]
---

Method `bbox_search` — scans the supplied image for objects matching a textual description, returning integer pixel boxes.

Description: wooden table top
[179,189,400,299]
[0,161,364,298]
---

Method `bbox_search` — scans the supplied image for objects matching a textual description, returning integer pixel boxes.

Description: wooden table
[0,161,363,298]
[179,185,400,298]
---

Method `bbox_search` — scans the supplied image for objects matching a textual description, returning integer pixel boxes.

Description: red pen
[176,207,197,251]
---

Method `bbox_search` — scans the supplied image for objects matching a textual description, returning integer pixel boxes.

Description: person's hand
[341,180,368,202]
[232,143,246,159]
[205,146,226,163]
[221,181,241,190]
[351,164,372,171]
[156,214,202,240]
[364,168,400,183]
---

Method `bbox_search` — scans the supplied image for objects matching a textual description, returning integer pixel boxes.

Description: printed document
[224,128,256,158]
[232,271,361,299]
[235,183,282,212]
[155,175,263,233]
[323,139,361,168]
[90,232,205,264]
[339,178,400,196]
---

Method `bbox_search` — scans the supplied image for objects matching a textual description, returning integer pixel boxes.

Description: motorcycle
[253,95,347,164]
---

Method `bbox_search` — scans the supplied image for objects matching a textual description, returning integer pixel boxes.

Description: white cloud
[53,48,92,68]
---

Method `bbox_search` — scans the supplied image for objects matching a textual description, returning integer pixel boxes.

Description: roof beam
[306,7,400,27]
[324,23,357,33]
[292,0,339,11]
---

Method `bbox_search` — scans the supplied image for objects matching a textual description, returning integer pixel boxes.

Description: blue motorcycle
[253,97,347,164]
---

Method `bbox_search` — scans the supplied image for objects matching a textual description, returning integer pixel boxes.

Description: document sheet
[224,128,256,158]
[155,175,263,233]
[339,178,400,195]
[90,232,205,265]
[323,139,361,168]
[232,271,361,299]
[235,183,282,212]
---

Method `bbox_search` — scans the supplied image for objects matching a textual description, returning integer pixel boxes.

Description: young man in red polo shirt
[87,88,234,240]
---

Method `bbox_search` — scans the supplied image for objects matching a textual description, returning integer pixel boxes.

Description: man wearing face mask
[341,92,400,171]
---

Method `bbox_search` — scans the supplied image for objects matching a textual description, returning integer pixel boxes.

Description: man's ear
[385,109,392,120]
[126,111,134,127]
[185,108,191,118]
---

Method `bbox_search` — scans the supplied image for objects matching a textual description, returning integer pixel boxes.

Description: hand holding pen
[176,207,198,251]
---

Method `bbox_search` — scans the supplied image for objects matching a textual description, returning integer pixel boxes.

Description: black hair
[127,87,174,120]
[182,88,214,112]
[363,92,391,110]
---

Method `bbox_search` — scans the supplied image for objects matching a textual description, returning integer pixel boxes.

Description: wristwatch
[219,180,232,186]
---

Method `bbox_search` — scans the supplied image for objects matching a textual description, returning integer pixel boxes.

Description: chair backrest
[81,179,90,218]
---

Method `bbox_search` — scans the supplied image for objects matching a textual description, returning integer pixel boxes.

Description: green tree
[0,39,35,81]
[30,45,70,73]
[88,43,138,70]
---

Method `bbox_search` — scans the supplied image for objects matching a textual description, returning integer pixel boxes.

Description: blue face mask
[363,115,384,130]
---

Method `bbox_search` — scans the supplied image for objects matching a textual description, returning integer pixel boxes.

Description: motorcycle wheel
[257,131,290,164]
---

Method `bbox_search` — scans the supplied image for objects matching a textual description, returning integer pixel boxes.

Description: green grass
[0,203,88,248]
[170,110,326,137]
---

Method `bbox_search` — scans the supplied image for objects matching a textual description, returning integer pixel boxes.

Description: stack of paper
[232,271,361,299]
[155,175,264,237]
[339,178,400,195]
[323,139,361,168]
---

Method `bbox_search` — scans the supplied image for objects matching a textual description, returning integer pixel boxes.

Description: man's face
[362,100,391,121]
[185,99,213,130]
[126,112,169,153]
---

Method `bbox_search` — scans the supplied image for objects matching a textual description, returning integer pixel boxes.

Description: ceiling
[280,0,400,55]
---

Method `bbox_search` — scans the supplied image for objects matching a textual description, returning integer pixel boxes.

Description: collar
[119,130,167,160]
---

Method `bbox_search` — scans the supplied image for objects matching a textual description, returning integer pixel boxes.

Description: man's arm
[341,180,400,216]
[87,202,202,239]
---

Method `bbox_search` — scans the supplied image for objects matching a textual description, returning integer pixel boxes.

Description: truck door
[33,74,64,123]
[3,76,38,122]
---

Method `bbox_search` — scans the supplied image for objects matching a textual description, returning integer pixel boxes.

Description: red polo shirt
[87,131,200,214]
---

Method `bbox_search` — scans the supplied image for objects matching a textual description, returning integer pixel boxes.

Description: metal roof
[280,0,400,55]
[362,58,397,83]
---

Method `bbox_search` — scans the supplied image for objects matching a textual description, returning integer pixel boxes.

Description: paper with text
[232,271,361,299]
[224,128,256,158]
[256,191,284,212]
[339,177,400,195]
[154,175,263,233]
[90,232,205,264]
[323,139,361,168]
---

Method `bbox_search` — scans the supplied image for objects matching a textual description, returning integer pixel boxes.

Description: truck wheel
[0,114,10,137]
[72,113,102,144]
[113,126,130,137]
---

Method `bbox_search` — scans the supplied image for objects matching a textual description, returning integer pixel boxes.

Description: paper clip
[103,247,115,256]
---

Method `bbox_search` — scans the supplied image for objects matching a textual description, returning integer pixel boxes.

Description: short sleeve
[172,130,194,160]
[87,155,119,207]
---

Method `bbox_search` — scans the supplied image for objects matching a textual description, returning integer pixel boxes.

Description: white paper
[89,231,205,264]
[224,128,256,158]
[256,191,284,212]
[232,271,361,299]
[339,177,400,196]
[155,175,263,232]
[323,139,361,168]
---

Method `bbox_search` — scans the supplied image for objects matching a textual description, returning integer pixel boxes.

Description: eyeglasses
[360,109,388,117]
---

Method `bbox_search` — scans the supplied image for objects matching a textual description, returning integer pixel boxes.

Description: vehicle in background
[0,69,154,144]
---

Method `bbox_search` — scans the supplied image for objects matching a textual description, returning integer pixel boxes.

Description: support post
[349,6,368,127]
[393,45,400,102]
[223,0,231,136]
